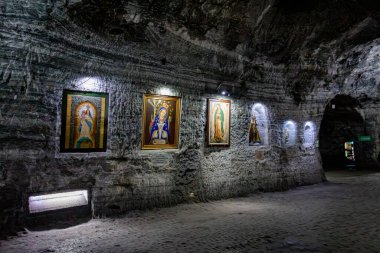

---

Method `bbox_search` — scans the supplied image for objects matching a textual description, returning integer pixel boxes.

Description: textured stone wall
[1,0,379,237]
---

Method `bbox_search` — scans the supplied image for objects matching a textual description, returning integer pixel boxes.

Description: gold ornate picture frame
[141,94,181,150]
[207,98,231,146]
[60,90,109,153]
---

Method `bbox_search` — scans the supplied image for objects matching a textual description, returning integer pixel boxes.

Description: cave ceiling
[68,0,379,61]
[66,0,379,104]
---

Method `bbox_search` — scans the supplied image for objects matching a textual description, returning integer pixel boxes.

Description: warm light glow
[29,190,89,214]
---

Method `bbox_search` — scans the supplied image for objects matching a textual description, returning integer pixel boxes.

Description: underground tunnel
[319,95,365,171]
[1,0,380,252]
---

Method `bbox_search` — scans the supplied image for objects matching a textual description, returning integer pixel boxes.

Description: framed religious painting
[60,90,109,153]
[141,94,181,150]
[207,98,231,146]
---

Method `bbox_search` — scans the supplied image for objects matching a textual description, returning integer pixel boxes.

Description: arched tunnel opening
[319,95,366,171]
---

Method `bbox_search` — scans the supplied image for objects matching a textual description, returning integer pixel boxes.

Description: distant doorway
[319,95,365,171]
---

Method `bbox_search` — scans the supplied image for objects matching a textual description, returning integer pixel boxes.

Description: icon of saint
[75,104,95,148]
[149,104,170,145]
[213,104,224,142]
[284,127,289,144]
[249,115,261,145]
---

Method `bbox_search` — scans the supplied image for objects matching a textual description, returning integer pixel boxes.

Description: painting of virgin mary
[60,90,108,153]
[74,103,97,148]
[213,104,224,143]
[149,106,170,145]
[142,94,181,149]
[207,98,231,146]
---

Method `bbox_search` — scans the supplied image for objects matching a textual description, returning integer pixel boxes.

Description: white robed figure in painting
[75,104,96,148]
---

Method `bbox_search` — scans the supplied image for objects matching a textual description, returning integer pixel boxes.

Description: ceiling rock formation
[66,0,380,103]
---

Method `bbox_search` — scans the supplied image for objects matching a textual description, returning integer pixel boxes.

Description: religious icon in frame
[60,90,109,153]
[141,94,181,150]
[207,98,231,146]
[249,114,262,146]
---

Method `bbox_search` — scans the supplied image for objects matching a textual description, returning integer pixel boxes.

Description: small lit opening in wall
[303,121,316,147]
[29,190,89,214]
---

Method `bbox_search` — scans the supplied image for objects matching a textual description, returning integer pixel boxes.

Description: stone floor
[1,171,380,253]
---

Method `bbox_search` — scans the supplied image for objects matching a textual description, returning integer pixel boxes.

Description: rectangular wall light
[29,190,88,214]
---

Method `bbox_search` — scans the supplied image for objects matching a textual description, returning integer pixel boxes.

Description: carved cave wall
[1,0,379,236]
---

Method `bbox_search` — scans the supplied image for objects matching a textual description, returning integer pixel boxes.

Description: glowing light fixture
[221,91,227,95]
[158,87,174,96]
[29,190,89,214]
[76,77,100,90]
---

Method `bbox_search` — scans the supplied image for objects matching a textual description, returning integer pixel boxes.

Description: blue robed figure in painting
[149,106,170,145]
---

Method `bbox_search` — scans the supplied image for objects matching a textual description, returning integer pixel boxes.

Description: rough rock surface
[1,172,380,252]
[0,0,379,236]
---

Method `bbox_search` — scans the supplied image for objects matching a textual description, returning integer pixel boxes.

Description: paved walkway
[1,171,380,253]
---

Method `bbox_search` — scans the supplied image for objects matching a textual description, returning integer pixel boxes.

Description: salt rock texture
[1,172,380,252]
[0,0,379,236]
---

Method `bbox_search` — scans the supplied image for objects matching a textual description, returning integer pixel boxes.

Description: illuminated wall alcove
[250,103,270,146]
[303,121,316,147]
[282,120,297,147]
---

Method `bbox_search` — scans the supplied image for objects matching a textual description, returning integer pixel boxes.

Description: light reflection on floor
[2,171,380,253]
